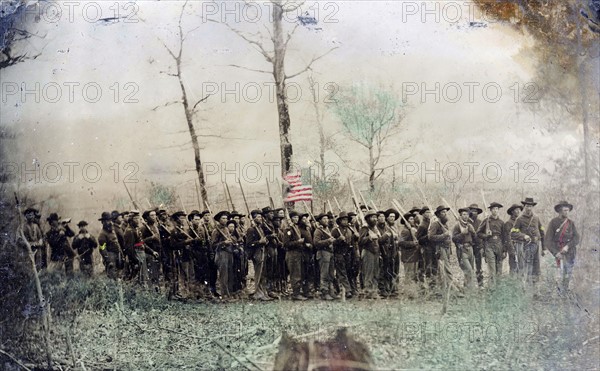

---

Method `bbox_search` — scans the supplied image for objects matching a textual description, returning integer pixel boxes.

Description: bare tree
[153,1,211,203]
[332,84,408,192]
[0,0,46,69]
[214,0,337,177]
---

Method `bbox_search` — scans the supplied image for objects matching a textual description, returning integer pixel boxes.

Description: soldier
[428,206,453,294]
[477,202,506,287]
[261,206,280,298]
[399,213,420,284]
[416,207,436,287]
[33,209,48,269]
[299,212,315,298]
[46,213,76,276]
[511,197,546,287]
[124,210,158,288]
[200,210,218,297]
[170,211,194,299]
[503,204,523,275]
[359,210,381,299]
[22,208,45,271]
[211,210,235,299]
[141,210,162,291]
[380,208,400,297]
[313,213,337,300]
[98,211,124,279]
[545,201,580,293]
[157,209,174,289]
[468,204,484,287]
[227,219,245,298]
[284,211,307,300]
[346,211,361,296]
[245,210,272,301]
[72,221,98,277]
[331,211,356,299]
[452,208,477,290]
[272,214,287,295]
[188,210,211,298]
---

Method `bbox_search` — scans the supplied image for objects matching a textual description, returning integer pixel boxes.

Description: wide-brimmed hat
[111,210,121,220]
[507,204,523,215]
[400,213,414,225]
[364,210,378,219]
[315,212,329,222]
[488,202,503,209]
[521,197,537,206]
[458,207,470,214]
[98,211,113,221]
[250,209,262,219]
[229,210,244,218]
[289,210,300,219]
[348,211,357,218]
[23,207,38,216]
[384,208,400,220]
[261,206,273,214]
[188,210,201,221]
[46,213,60,222]
[336,211,350,224]
[419,206,430,215]
[77,220,88,227]
[468,204,483,214]
[213,210,230,221]
[554,201,573,212]
[409,206,421,214]
[171,211,186,219]
[434,206,450,216]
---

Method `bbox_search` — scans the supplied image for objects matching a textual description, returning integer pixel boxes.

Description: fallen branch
[0,348,32,371]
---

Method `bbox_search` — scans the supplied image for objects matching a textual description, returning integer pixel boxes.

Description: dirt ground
[6,249,598,371]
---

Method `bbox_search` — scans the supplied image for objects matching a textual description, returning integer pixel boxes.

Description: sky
[0,0,589,214]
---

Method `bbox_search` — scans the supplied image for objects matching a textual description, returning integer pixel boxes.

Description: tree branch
[152,100,182,111]
[285,46,338,80]
[192,94,212,112]
[226,64,272,74]
[210,19,274,63]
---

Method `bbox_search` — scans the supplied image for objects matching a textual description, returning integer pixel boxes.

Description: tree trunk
[576,10,591,185]
[369,145,375,192]
[177,60,208,204]
[272,1,293,177]
[308,75,326,180]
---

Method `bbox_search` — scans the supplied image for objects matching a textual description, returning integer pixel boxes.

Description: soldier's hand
[77,234,84,239]
[541,249,546,257]
[338,235,346,241]
[524,235,531,242]
[153,252,159,258]
[259,237,267,244]
[486,230,492,236]
[85,233,90,238]
[298,238,304,243]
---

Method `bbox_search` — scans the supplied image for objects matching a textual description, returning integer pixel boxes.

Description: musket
[392,199,417,241]
[123,181,139,210]
[327,200,335,215]
[222,182,230,210]
[204,200,213,215]
[238,180,256,228]
[225,182,236,211]
[358,189,369,211]
[333,197,343,212]
[348,179,366,227]
[252,193,260,209]
[415,186,440,232]
[302,200,333,238]
[194,180,202,210]
[440,197,460,221]
[265,179,275,209]
[370,200,378,211]
[178,193,187,214]
[481,190,490,234]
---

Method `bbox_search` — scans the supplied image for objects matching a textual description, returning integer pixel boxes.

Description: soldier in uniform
[452,208,477,290]
[346,211,361,297]
[245,210,272,301]
[22,208,45,271]
[72,220,98,277]
[200,210,218,297]
[169,211,194,298]
[188,210,211,298]
[211,210,235,299]
[380,208,400,297]
[261,207,280,298]
[227,219,244,298]
[157,210,174,289]
[503,204,523,275]
[313,213,337,300]
[477,202,506,287]
[283,211,308,300]
[399,213,420,285]
[46,213,76,276]
[331,212,356,299]
[428,206,453,293]
[359,210,381,299]
[416,207,435,288]
[468,204,484,287]
[511,197,546,287]
[140,210,162,291]
[124,210,159,288]
[545,201,580,293]
[98,211,124,279]
[299,212,315,298]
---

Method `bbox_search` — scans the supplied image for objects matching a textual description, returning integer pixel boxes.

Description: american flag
[283,171,313,202]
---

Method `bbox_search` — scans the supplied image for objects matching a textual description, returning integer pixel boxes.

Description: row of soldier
[19,196,580,301]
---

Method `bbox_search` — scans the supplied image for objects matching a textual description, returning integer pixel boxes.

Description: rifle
[348,179,366,227]
[123,181,139,210]
[440,197,460,222]
[358,189,369,211]
[416,186,440,232]
[238,180,256,228]
[302,200,333,238]
[252,193,260,209]
[222,182,230,210]
[265,179,275,209]
[194,180,202,210]
[327,200,335,215]
[392,199,417,241]
[481,190,490,235]
[370,200,378,211]
[333,197,343,212]
[225,182,236,211]
[204,200,213,215]
[178,193,187,214]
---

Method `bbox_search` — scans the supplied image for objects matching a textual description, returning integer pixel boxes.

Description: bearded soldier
[141,210,162,291]
[245,210,272,301]
[380,209,400,297]
[417,207,436,287]
[46,213,76,276]
[399,213,420,284]
[72,221,98,277]
[261,207,280,298]
[359,210,381,299]
[22,208,45,271]
[331,212,356,299]
[169,211,194,299]
[468,204,484,287]
[503,204,523,275]
[313,213,337,300]
[428,206,453,293]
[124,210,159,288]
[283,211,307,300]
[545,201,580,293]
[188,210,211,298]
[452,208,477,290]
[98,211,124,279]
[477,202,506,286]
[157,210,174,290]
[200,210,218,297]
[511,197,546,287]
